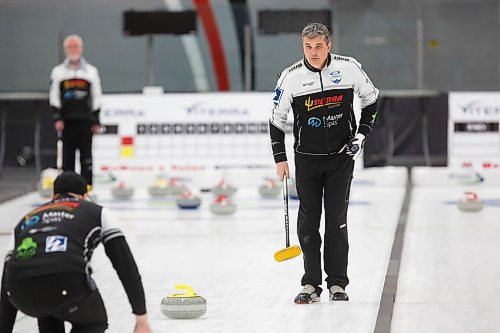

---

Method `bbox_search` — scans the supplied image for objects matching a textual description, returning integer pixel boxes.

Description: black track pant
[63,120,93,186]
[295,153,354,292]
[6,274,107,333]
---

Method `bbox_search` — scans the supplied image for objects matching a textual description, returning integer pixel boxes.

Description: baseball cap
[53,171,88,195]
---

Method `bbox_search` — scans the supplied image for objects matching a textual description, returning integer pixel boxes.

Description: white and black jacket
[49,57,102,125]
[269,53,379,163]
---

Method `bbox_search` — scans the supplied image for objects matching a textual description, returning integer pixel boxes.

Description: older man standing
[269,23,379,303]
[49,35,102,191]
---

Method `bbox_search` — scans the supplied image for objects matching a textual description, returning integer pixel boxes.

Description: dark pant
[6,274,107,333]
[63,120,93,186]
[295,153,354,292]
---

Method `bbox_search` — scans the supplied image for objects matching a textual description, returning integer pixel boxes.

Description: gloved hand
[345,133,366,160]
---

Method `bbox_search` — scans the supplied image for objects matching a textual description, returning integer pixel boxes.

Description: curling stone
[210,195,237,215]
[148,176,188,197]
[176,191,201,209]
[94,172,117,184]
[288,178,299,200]
[259,179,281,198]
[148,176,170,196]
[168,178,189,196]
[37,168,59,197]
[211,180,237,197]
[161,285,207,319]
[457,192,484,212]
[111,181,134,200]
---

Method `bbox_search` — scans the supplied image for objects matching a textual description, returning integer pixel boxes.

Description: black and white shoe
[329,286,349,301]
[294,284,321,304]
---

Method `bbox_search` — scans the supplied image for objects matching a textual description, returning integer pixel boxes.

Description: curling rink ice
[392,168,500,333]
[1,167,500,333]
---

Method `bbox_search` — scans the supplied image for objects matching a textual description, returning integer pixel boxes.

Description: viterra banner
[448,92,500,169]
[94,93,291,172]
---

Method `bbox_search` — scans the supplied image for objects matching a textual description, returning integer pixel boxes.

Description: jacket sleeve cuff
[91,109,101,126]
[52,106,62,122]
[357,124,371,137]
[273,152,287,163]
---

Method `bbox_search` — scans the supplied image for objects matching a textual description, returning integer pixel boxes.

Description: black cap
[53,171,88,195]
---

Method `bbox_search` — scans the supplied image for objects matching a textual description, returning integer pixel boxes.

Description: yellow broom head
[274,245,302,262]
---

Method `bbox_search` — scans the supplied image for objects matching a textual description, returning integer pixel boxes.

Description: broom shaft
[56,131,63,173]
[283,176,290,248]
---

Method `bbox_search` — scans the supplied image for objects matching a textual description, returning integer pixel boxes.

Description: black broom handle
[283,176,290,248]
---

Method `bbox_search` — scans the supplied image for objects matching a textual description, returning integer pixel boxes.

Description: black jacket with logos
[0,195,146,324]
[269,53,379,163]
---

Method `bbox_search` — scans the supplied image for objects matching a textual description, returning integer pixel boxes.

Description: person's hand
[54,120,64,131]
[345,133,366,160]
[91,124,102,135]
[134,314,152,333]
[276,161,290,180]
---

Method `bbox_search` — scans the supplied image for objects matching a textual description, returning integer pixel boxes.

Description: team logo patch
[308,117,322,128]
[330,71,342,84]
[273,87,284,106]
[16,237,37,259]
[20,215,41,231]
[63,91,75,100]
[45,235,68,253]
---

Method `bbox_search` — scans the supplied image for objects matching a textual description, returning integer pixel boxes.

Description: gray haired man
[49,34,102,190]
[269,23,379,303]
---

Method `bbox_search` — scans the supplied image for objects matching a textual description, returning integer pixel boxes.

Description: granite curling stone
[111,181,134,200]
[161,285,207,319]
[210,195,237,215]
[176,190,202,209]
[148,176,187,197]
[211,179,237,197]
[258,179,281,198]
[457,191,484,212]
[38,168,58,197]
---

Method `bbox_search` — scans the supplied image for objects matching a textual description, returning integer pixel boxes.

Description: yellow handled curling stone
[161,285,207,319]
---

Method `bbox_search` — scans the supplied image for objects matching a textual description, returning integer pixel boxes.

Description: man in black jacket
[269,23,379,304]
[0,171,152,333]
[49,35,102,190]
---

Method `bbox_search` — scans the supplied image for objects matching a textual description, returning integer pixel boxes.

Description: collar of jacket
[303,53,332,73]
[64,57,86,70]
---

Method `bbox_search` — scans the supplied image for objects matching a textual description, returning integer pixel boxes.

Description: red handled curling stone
[259,179,281,198]
[176,190,202,209]
[211,179,237,197]
[210,195,237,215]
[457,191,484,212]
[111,181,134,200]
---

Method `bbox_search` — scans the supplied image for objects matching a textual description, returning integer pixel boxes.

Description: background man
[50,34,102,191]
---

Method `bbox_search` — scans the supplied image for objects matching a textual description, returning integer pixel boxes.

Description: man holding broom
[269,23,379,303]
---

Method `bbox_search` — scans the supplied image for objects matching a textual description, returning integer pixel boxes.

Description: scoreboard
[448,92,500,169]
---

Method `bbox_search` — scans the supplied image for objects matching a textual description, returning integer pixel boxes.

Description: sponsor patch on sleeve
[273,87,284,106]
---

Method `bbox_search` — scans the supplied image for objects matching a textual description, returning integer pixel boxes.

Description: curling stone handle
[174,284,196,297]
